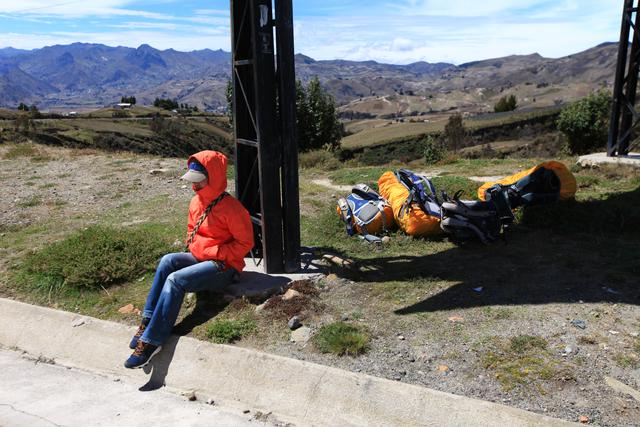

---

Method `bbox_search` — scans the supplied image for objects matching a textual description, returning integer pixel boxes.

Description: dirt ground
[1,142,639,426]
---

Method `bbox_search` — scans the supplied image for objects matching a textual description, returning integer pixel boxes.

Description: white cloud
[0,1,172,19]
[293,1,621,64]
[397,0,540,17]
[1,0,124,12]
[181,15,228,26]
[109,21,179,31]
[393,0,608,18]
[391,37,414,52]
[194,9,229,16]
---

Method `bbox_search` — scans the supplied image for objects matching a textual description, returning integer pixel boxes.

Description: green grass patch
[299,149,341,171]
[437,158,539,177]
[17,196,42,207]
[509,335,548,353]
[350,309,364,320]
[14,224,174,293]
[432,176,479,199]
[341,121,441,150]
[2,143,51,162]
[3,144,39,159]
[48,199,68,208]
[340,109,559,153]
[59,129,97,144]
[329,166,391,187]
[481,335,566,392]
[483,306,513,320]
[613,352,640,369]
[576,174,601,189]
[313,322,370,356]
[369,277,442,305]
[206,315,256,343]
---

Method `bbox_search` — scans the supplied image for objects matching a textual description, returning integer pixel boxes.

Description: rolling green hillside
[1,113,233,158]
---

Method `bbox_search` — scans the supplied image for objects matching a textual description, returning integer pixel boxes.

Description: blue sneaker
[129,319,150,349]
[124,341,161,369]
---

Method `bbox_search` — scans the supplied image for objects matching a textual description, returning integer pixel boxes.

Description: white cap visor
[181,170,207,183]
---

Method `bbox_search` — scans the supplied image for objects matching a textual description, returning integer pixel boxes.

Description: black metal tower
[230,0,301,274]
[609,0,640,156]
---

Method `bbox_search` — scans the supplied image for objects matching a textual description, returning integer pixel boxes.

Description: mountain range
[0,42,618,113]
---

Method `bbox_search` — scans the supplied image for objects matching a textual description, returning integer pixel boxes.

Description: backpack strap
[440,216,492,245]
[396,169,441,218]
[359,224,383,245]
[485,186,515,224]
[337,198,356,236]
[351,183,378,200]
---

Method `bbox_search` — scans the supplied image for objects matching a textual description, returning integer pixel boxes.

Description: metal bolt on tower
[230,0,301,274]
[609,0,640,156]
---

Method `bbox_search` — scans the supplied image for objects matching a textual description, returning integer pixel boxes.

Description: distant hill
[337,43,617,117]
[0,47,30,58]
[0,42,618,113]
[0,43,230,111]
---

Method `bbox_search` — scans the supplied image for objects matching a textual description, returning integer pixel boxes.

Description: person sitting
[124,150,254,369]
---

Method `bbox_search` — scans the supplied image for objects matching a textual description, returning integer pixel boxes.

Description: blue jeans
[140,252,235,346]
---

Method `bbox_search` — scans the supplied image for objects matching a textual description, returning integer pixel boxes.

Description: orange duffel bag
[477,161,576,207]
[378,169,442,237]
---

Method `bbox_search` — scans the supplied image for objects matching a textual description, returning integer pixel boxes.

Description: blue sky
[0,0,622,64]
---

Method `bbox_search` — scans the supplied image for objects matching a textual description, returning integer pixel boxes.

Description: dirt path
[311,178,353,193]
[468,175,505,183]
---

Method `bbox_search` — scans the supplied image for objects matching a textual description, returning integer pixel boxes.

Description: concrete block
[577,152,640,168]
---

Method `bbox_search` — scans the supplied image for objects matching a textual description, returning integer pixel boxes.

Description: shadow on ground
[172,293,230,337]
[324,188,640,313]
[140,336,180,391]
[137,294,231,390]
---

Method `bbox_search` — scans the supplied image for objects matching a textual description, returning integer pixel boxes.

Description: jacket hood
[187,150,228,202]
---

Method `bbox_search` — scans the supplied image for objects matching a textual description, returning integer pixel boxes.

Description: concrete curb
[0,298,577,427]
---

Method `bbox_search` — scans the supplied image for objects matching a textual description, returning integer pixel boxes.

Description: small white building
[116,103,132,109]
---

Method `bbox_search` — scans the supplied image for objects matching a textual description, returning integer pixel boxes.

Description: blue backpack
[394,169,441,219]
[336,184,394,243]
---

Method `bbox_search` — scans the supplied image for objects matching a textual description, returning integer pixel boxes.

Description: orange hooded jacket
[186,151,254,273]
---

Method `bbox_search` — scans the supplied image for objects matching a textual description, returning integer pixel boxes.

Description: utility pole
[608,0,640,156]
[230,0,301,273]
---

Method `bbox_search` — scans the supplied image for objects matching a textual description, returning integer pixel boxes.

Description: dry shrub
[262,281,323,320]
[290,279,319,296]
[263,295,313,319]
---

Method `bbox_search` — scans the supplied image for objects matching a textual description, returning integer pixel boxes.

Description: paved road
[0,348,263,427]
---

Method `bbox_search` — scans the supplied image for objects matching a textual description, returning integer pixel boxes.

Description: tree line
[226,76,343,152]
